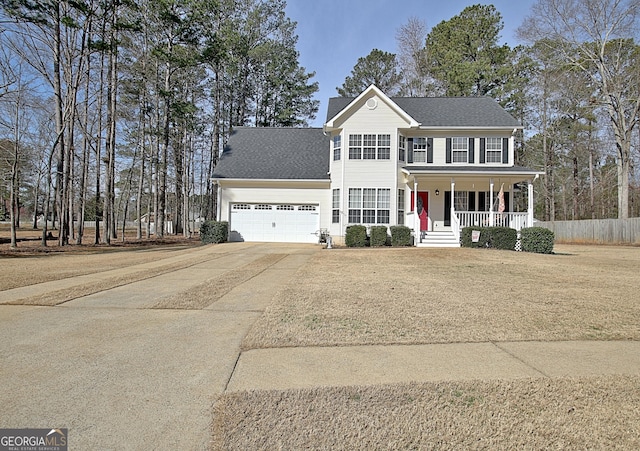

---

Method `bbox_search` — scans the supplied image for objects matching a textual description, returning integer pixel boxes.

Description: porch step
[417,230,460,248]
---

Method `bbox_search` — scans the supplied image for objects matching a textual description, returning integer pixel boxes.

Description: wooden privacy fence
[537,218,640,244]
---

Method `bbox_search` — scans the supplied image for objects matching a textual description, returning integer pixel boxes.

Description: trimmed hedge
[390,225,412,246]
[200,220,229,244]
[461,226,517,250]
[369,226,389,247]
[520,227,555,254]
[345,225,367,247]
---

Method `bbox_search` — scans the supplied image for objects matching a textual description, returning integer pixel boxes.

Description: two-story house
[212,85,542,246]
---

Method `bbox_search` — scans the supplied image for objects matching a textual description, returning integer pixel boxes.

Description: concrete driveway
[0,242,319,450]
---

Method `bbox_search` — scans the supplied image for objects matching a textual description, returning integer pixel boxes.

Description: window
[363,188,376,223]
[348,188,362,223]
[377,134,391,159]
[232,204,250,210]
[486,137,502,163]
[348,134,391,160]
[452,137,468,163]
[255,204,272,210]
[397,189,405,225]
[454,191,468,211]
[298,205,316,211]
[377,189,390,224]
[363,134,376,159]
[398,136,406,162]
[332,189,340,223]
[333,135,341,161]
[348,188,390,224]
[413,137,427,162]
[349,134,362,159]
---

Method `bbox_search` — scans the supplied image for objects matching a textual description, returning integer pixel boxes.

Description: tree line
[0,0,318,247]
[1,1,639,249]
[339,1,640,222]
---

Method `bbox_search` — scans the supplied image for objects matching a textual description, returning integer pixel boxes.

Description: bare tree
[519,0,640,219]
[395,17,434,96]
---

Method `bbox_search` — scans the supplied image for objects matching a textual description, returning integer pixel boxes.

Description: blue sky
[284,0,537,126]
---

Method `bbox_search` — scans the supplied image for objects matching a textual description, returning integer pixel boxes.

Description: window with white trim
[413,137,427,162]
[332,189,340,223]
[452,137,468,163]
[348,188,390,224]
[486,137,502,163]
[377,134,390,159]
[397,189,405,225]
[333,135,341,161]
[348,188,361,223]
[363,134,376,159]
[349,134,362,159]
[398,136,406,162]
[348,134,391,160]
[454,191,468,211]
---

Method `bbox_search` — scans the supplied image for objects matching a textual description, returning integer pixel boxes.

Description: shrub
[461,226,517,250]
[520,227,554,254]
[369,226,389,247]
[461,227,490,248]
[390,225,412,246]
[345,225,367,247]
[200,220,228,244]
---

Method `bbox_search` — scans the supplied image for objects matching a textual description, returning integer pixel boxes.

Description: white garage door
[230,204,320,243]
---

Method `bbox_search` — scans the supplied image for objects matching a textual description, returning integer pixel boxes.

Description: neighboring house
[212,85,543,246]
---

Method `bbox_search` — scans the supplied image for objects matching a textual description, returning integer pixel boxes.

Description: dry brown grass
[212,375,640,450]
[0,227,202,291]
[242,245,640,349]
[153,254,287,309]
[215,244,640,450]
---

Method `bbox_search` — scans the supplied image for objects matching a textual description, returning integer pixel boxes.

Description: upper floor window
[333,135,341,161]
[348,134,391,160]
[452,137,468,163]
[377,134,390,159]
[349,134,362,159]
[413,137,427,163]
[363,134,376,159]
[398,136,406,162]
[486,137,502,163]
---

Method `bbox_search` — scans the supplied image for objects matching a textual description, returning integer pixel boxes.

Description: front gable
[324,85,420,132]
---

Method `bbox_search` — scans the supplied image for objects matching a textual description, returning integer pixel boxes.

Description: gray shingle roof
[326,96,521,128]
[212,127,329,180]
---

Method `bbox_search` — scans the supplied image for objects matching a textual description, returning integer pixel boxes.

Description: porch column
[450,178,455,220]
[413,179,419,245]
[527,180,534,227]
[489,179,494,226]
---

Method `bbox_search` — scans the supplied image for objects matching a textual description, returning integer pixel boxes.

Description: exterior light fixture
[435,189,440,196]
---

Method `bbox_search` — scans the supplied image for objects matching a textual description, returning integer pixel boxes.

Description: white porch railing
[456,211,529,231]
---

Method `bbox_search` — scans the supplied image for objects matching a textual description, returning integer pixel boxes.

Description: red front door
[411,191,429,231]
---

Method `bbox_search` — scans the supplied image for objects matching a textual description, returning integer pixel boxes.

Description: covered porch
[401,168,543,247]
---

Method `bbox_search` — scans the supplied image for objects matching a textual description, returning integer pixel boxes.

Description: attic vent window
[366,98,378,110]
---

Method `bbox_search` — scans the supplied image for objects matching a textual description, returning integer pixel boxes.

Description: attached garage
[229,203,320,243]
[212,127,331,244]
